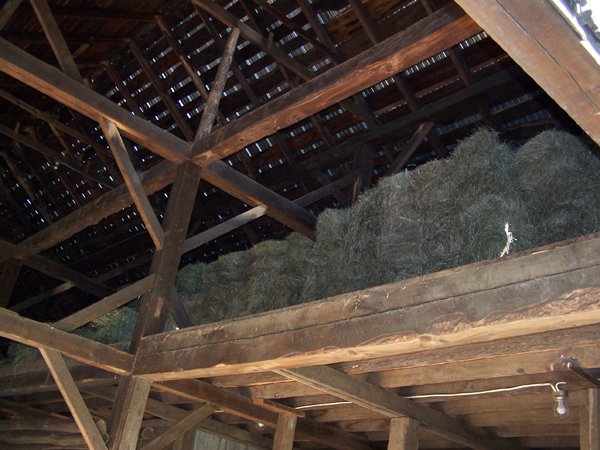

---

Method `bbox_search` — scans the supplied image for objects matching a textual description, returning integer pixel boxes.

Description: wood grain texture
[135,234,600,379]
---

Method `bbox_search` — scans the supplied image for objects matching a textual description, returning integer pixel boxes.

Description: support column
[580,389,600,450]
[388,417,418,450]
[273,412,297,450]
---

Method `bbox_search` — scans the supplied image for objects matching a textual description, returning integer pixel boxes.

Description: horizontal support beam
[191,4,480,165]
[0,38,190,163]
[134,233,600,379]
[0,308,133,375]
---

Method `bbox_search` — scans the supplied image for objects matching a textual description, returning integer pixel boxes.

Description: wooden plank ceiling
[0,0,598,449]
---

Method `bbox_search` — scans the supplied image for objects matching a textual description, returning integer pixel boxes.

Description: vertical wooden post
[272,412,297,450]
[580,389,600,450]
[388,417,418,450]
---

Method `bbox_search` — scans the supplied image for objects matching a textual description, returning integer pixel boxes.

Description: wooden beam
[580,389,600,450]
[190,4,480,165]
[0,38,190,163]
[201,161,316,239]
[101,119,165,249]
[194,27,240,141]
[85,385,275,450]
[0,258,21,308]
[107,376,152,450]
[454,0,600,145]
[193,0,312,81]
[39,348,108,450]
[10,282,74,313]
[273,412,297,450]
[0,308,133,375]
[141,404,216,450]
[387,121,435,175]
[134,233,600,379]
[388,418,418,450]
[53,275,154,332]
[278,365,519,450]
[153,380,372,450]
[0,0,22,29]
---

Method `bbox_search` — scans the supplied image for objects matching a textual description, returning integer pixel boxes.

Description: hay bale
[184,250,250,324]
[302,207,352,301]
[514,130,600,245]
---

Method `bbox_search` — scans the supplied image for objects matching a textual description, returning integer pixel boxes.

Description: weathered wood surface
[272,412,297,450]
[39,347,108,450]
[580,389,600,450]
[141,404,216,450]
[191,4,480,165]
[388,418,418,450]
[455,0,600,145]
[0,38,190,163]
[0,308,133,375]
[280,366,522,450]
[102,118,165,250]
[135,233,600,379]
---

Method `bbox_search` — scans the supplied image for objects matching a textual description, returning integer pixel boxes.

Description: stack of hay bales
[6,129,600,363]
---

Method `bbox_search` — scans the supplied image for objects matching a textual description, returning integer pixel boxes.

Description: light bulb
[553,389,569,417]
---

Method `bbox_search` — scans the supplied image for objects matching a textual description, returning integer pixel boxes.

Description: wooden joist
[134,233,600,379]
[277,366,522,450]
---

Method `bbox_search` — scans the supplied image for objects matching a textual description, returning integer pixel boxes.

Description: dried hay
[5,129,600,364]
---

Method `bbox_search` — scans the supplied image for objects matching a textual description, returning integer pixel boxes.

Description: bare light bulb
[553,389,569,417]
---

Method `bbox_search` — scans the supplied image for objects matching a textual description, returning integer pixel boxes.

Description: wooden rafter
[190,4,480,165]
[454,0,600,145]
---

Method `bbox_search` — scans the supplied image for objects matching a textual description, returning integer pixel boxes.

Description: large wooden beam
[0,308,133,375]
[190,4,480,165]
[0,38,190,163]
[453,0,600,145]
[134,233,600,379]
[39,348,108,450]
[278,365,520,450]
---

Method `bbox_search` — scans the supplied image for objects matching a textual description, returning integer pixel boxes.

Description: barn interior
[0,0,599,449]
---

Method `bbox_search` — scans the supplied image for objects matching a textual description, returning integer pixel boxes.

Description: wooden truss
[0,0,599,449]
